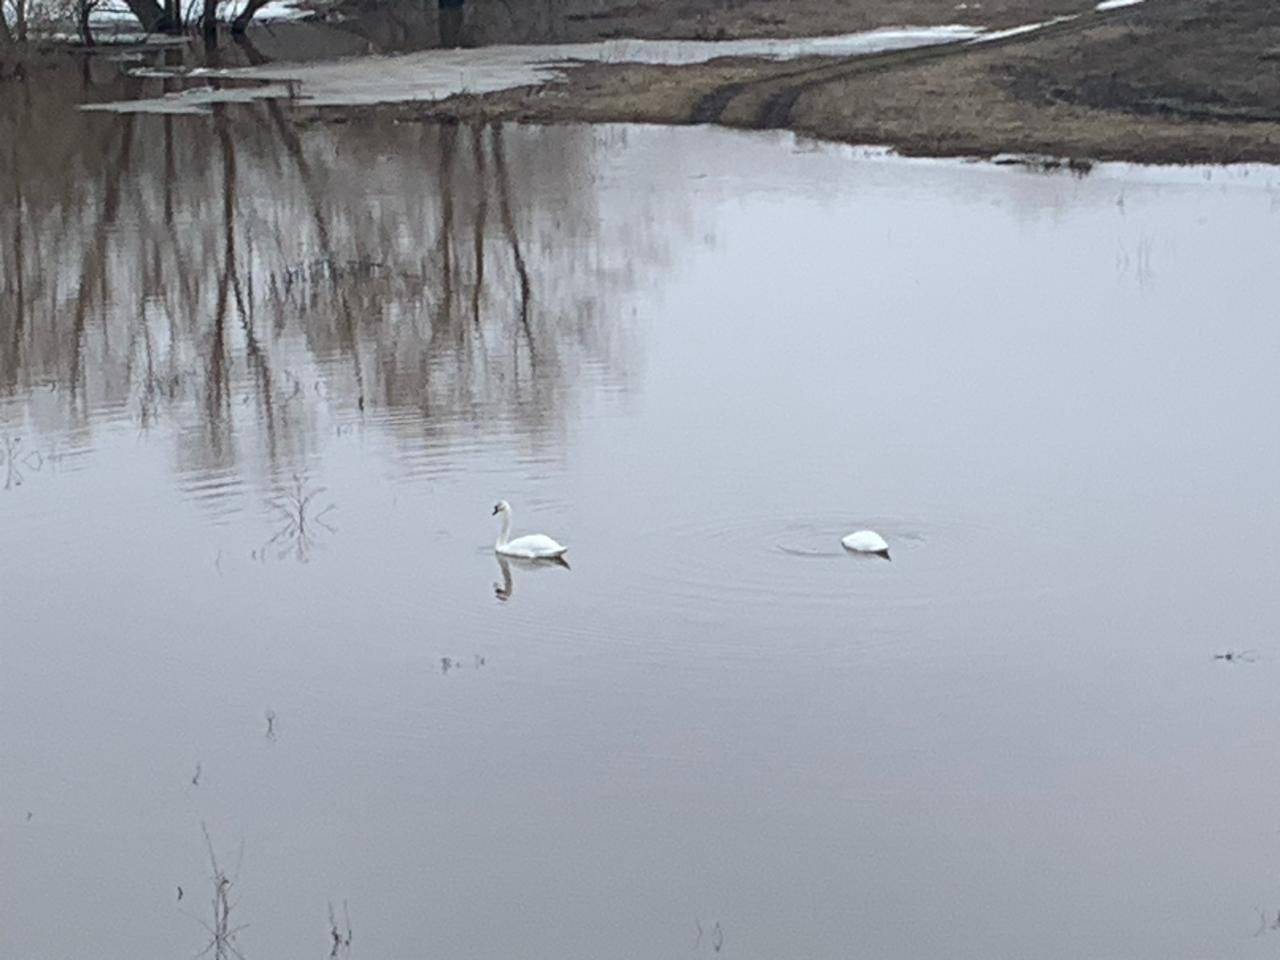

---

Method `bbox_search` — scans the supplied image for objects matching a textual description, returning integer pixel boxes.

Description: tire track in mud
[690,9,1124,129]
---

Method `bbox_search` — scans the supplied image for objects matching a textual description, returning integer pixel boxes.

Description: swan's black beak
[491,504,500,516]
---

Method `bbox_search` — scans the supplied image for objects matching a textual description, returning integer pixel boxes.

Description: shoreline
[11,0,1280,167]
[289,0,1280,168]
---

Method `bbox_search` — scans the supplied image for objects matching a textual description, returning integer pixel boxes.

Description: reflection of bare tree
[491,122,534,349]
[5,121,22,373]
[470,123,487,328]
[208,103,236,458]
[256,474,336,562]
[1,55,676,502]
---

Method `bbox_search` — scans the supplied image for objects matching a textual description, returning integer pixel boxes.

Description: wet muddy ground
[373,0,1280,164]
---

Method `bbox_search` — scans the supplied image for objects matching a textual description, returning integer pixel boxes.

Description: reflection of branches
[5,75,654,496]
[8,130,24,372]
[435,121,457,332]
[490,123,534,354]
[71,114,135,415]
[265,98,365,402]
[192,823,247,960]
[1,436,43,490]
[470,123,488,330]
[257,474,336,562]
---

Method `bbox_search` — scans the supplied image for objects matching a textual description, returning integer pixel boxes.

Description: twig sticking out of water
[264,709,277,742]
[1215,650,1258,663]
[328,901,353,959]
[1,436,44,490]
[692,917,724,953]
[440,655,487,675]
[1252,908,1280,937]
[195,823,247,960]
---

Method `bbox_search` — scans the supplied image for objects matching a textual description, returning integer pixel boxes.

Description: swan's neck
[496,511,512,547]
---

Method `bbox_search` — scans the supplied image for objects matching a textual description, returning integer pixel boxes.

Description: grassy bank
[307,0,1280,166]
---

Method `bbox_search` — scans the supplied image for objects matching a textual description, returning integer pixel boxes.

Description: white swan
[492,500,568,559]
[842,529,890,559]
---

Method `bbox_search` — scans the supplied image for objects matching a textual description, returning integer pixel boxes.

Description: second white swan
[492,500,568,559]
[842,529,890,559]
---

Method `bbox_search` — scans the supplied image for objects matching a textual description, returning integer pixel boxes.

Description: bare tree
[76,0,98,45]
[12,0,28,42]
[231,0,271,33]
[120,0,171,31]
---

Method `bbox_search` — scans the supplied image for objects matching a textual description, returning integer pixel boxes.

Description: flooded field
[3,62,1280,960]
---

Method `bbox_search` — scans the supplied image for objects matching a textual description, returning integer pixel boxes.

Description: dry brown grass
[304,0,1280,166]
[789,2,1280,163]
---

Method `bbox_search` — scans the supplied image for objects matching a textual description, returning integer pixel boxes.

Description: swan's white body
[842,529,890,557]
[492,500,567,559]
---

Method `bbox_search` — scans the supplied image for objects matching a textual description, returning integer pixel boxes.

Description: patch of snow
[1095,0,1144,10]
[87,81,299,112]
[969,14,1078,43]
[127,65,191,77]
[84,25,985,113]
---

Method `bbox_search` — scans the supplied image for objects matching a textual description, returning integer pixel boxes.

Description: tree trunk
[231,29,267,61]
[438,0,464,47]
[78,0,95,45]
[120,0,174,31]
[230,0,270,34]
[201,0,217,33]
[0,10,14,46]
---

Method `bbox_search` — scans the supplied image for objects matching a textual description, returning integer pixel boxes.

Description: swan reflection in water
[493,553,571,602]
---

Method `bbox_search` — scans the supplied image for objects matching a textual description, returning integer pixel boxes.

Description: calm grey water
[3,74,1280,960]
